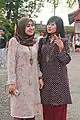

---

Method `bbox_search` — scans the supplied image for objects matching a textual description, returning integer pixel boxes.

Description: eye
[31,24,34,27]
[26,24,34,27]
[47,23,50,26]
[26,24,30,27]
[51,23,55,26]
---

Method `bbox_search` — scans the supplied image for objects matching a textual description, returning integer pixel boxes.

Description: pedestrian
[7,16,44,120]
[0,28,7,67]
[40,32,45,36]
[37,32,45,43]
[38,16,72,120]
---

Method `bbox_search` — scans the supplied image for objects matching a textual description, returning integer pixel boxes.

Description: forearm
[56,50,71,65]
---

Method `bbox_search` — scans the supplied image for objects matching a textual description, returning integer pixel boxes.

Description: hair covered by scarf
[14,16,36,46]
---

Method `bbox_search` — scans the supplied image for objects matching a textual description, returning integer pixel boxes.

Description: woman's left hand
[39,79,44,89]
[54,34,64,52]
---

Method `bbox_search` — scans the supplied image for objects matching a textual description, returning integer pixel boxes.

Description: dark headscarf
[47,16,65,38]
[14,16,36,46]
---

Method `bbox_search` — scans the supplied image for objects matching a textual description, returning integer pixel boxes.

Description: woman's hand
[39,79,44,89]
[8,84,17,95]
[54,34,64,52]
[6,41,9,47]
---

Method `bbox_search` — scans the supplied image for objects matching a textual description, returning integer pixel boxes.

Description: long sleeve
[36,40,42,78]
[37,61,42,78]
[7,37,17,84]
[38,37,44,72]
[56,39,71,65]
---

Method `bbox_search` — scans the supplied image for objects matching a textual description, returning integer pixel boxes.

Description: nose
[30,25,34,29]
[47,24,52,28]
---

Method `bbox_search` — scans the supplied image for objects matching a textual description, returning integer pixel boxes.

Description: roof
[68,8,80,24]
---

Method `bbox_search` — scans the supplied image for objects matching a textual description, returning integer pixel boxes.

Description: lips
[48,29,51,32]
[29,30,33,33]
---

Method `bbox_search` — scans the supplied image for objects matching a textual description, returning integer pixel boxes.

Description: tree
[47,0,59,16]
[3,0,44,23]
[66,0,80,8]
[66,0,77,7]
[0,0,4,9]
[4,0,23,22]
[0,0,44,39]
[0,10,6,27]
[47,0,80,15]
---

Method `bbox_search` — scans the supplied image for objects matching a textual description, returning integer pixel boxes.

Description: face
[25,21,35,36]
[47,22,56,34]
[0,30,4,35]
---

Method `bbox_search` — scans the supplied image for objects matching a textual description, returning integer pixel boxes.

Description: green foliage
[0,0,44,39]
[0,10,6,28]
[50,0,59,8]
[0,8,14,39]
[66,0,75,8]
[3,0,44,23]
[48,0,78,8]
[0,0,4,8]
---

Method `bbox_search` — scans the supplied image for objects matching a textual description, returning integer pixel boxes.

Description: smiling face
[47,22,56,34]
[25,20,35,36]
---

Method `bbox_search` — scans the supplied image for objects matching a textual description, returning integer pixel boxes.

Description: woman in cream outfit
[7,17,44,120]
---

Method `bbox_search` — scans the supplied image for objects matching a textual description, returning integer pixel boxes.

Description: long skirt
[42,104,67,120]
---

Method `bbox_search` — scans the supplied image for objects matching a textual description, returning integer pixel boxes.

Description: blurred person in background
[0,28,8,68]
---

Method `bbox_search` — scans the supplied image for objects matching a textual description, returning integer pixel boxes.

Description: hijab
[14,16,36,46]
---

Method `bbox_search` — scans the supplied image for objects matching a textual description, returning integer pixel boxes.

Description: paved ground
[0,52,80,120]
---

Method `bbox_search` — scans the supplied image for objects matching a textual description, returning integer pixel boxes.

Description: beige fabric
[7,37,42,118]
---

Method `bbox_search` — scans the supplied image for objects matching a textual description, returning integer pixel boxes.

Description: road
[0,52,80,120]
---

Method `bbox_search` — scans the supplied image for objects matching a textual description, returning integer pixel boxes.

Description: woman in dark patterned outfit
[38,16,72,120]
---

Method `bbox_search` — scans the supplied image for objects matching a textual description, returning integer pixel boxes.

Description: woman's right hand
[8,84,17,95]
[39,79,44,89]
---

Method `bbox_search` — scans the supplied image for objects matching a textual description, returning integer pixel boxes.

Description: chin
[29,33,34,36]
[48,32,53,34]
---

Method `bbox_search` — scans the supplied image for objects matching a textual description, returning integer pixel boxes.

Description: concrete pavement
[67,52,80,120]
[0,52,80,120]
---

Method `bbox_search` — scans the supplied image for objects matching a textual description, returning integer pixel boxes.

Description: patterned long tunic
[38,37,72,105]
[7,37,42,118]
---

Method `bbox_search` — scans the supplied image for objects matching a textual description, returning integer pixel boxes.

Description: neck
[50,33,56,40]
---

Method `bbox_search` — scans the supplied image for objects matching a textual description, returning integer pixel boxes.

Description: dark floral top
[38,37,72,105]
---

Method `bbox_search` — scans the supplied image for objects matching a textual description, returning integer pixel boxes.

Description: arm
[7,37,17,84]
[37,61,42,78]
[38,38,44,72]
[36,41,44,89]
[36,40,43,78]
[37,61,44,89]
[56,39,71,65]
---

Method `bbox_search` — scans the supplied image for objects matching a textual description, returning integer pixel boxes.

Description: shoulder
[38,36,47,45]
[62,38,68,42]
[9,37,18,46]
[61,38,69,45]
[37,36,43,42]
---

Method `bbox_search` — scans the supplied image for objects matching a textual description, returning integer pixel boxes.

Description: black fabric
[0,35,7,49]
[38,37,47,72]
